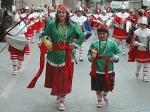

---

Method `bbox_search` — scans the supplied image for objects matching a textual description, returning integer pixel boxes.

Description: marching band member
[112,5,130,55]
[126,9,139,44]
[6,14,28,75]
[49,7,56,21]
[128,9,139,28]
[128,17,150,82]
[100,10,109,23]
[24,10,35,43]
[106,7,113,17]
[88,24,121,107]
[34,8,44,34]
[20,6,31,55]
[88,9,102,40]
[28,4,85,111]
[71,7,92,61]
[89,9,102,28]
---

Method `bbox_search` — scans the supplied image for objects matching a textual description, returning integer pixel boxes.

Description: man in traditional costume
[6,13,28,75]
[112,5,130,55]
[20,6,32,54]
[71,7,91,61]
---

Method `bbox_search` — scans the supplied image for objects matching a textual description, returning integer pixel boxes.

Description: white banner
[111,1,129,9]
[143,0,150,6]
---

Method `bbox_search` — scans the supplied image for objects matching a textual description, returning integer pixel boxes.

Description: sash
[27,43,72,88]
[90,54,112,91]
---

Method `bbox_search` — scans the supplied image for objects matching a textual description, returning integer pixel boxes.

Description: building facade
[0,0,148,10]
[15,0,52,9]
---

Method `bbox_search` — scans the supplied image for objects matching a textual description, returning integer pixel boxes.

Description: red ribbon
[27,43,72,88]
[90,54,100,77]
[90,54,112,91]
[27,43,48,88]
[105,58,112,91]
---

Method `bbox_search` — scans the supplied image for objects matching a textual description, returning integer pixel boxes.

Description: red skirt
[112,27,128,40]
[135,50,150,63]
[44,62,74,96]
[24,45,30,55]
[25,26,34,38]
[8,45,25,61]
[91,72,115,92]
[40,20,45,29]
[33,22,40,33]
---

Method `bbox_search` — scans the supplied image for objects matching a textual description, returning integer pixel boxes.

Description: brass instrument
[40,36,53,51]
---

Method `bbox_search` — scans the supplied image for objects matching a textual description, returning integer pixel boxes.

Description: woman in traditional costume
[33,4,85,111]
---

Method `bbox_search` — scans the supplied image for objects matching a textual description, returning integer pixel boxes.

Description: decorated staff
[88,24,121,107]
[128,17,150,82]
[27,4,85,111]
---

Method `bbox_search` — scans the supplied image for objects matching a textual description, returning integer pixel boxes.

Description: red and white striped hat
[57,4,69,12]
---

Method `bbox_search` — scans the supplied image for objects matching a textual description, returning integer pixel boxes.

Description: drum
[7,35,28,51]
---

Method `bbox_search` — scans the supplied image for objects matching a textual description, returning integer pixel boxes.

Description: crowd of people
[0,3,150,111]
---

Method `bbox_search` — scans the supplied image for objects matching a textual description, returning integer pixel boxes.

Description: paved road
[0,32,150,112]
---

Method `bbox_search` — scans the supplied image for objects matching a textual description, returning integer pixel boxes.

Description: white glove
[134,41,146,48]
[109,56,119,62]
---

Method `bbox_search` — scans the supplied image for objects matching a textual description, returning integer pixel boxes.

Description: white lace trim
[96,70,114,74]
[47,59,74,67]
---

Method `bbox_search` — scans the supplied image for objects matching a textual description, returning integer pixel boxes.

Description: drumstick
[5,11,33,35]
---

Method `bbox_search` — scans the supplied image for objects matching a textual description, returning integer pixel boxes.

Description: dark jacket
[2,11,12,30]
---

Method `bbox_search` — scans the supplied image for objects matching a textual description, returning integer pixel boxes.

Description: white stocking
[136,62,142,74]
[143,63,149,76]
[122,39,126,54]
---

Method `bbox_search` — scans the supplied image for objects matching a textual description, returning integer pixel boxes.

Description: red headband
[98,24,108,30]
[57,4,68,12]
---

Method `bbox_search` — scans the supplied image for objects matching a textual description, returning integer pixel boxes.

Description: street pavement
[0,32,150,112]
